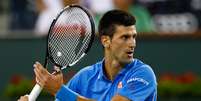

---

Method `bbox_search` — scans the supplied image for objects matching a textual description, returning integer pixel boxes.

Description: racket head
[46,4,95,68]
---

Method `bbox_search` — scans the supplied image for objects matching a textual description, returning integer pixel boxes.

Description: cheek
[110,40,125,54]
[111,42,120,50]
[112,44,125,54]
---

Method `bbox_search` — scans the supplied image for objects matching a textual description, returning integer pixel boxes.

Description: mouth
[126,51,134,57]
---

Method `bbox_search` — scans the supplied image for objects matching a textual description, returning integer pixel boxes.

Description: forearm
[77,96,95,101]
[111,95,130,101]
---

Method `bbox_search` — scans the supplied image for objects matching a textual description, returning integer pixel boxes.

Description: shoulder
[127,59,157,84]
[70,61,102,81]
[119,59,157,101]
[132,59,155,75]
[66,61,103,92]
[77,61,102,76]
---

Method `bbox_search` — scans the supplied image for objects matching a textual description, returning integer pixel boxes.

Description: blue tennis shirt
[56,59,157,101]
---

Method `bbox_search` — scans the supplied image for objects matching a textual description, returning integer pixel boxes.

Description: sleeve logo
[127,77,149,85]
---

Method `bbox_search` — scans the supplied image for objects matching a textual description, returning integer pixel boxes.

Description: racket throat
[70,53,86,66]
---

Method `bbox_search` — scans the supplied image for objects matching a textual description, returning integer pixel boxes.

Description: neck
[104,53,125,81]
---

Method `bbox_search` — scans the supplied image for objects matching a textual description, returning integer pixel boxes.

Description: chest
[82,76,126,101]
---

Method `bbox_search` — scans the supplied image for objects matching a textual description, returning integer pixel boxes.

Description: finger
[35,75,45,87]
[35,62,50,75]
[54,66,61,72]
[53,66,63,81]
[35,77,39,83]
[34,66,45,80]
[18,95,28,101]
[34,66,46,86]
[34,62,45,72]
[22,94,28,99]
[52,66,62,75]
[34,62,50,78]
[34,68,45,86]
[34,63,52,87]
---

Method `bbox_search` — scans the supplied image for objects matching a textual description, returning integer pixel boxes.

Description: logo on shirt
[117,81,123,88]
[127,77,149,85]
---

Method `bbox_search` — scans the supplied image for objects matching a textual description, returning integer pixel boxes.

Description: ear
[101,35,111,48]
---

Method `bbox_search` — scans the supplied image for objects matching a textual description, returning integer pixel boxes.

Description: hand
[34,61,63,96]
[18,95,28,101]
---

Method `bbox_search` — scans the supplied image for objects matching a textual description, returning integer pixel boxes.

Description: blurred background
[0,0,201,101]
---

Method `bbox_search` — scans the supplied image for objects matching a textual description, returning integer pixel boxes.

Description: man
[18,9,157,101]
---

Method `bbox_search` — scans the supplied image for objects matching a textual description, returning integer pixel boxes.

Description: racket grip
[28,84,43,101]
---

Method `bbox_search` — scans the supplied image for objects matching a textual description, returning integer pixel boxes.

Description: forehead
[114,25,137,36]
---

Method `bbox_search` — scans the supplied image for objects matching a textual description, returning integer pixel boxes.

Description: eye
[122,35,129,40]
[133,34,137,39]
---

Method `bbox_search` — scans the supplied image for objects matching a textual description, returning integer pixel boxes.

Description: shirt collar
[98,59,110,81]
[117,59,135,75]
[98,59,136,80]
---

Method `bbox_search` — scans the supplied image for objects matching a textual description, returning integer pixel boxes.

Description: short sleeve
[55,65,97,101]
[118,65,157,101]
[55,73,82,101]
[66,66,93,94]
[66,71,82,93]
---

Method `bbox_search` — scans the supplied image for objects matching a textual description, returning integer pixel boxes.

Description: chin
[121,58,133,64]
[127,59,133,63]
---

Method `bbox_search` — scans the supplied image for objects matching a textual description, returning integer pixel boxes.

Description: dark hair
[98,9,136,38]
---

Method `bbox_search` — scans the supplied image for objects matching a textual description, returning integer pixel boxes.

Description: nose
[128,38,136,49]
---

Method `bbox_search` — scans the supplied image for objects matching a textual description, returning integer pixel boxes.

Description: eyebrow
[121,33,137,38]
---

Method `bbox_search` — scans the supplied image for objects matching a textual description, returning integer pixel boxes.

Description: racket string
[48,7,93,66]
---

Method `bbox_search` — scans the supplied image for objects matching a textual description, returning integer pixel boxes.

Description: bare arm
[76,94,129,101]
[111,95,130,101]
[77,95,130,101]
[77,96,95,101]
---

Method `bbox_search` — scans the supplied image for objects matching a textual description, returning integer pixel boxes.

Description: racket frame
[46,4,95,68]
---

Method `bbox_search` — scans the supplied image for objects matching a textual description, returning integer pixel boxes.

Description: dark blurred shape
[0,0,3,13]
[81,0,114,32]
[63,0,80,5]
[9,0,37,30]
[137,0,200,33]
[34,0,66,36]
[190,0,201,31]
[144,0,191,14]
[113,0,154,33]
[153,13,198,33]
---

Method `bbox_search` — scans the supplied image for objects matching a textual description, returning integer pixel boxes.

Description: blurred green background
[1,36,201,101]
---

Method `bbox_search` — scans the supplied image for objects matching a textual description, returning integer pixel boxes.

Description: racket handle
[28,84,43,101]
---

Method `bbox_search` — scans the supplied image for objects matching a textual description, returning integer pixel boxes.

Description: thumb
[53,66,63,83]
[52,66,62,75]
[54,66,61,72]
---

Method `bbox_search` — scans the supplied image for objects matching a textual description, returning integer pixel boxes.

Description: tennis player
[18,9,157,101]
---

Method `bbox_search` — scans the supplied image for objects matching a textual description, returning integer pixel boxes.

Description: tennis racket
[28,4,95,101]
